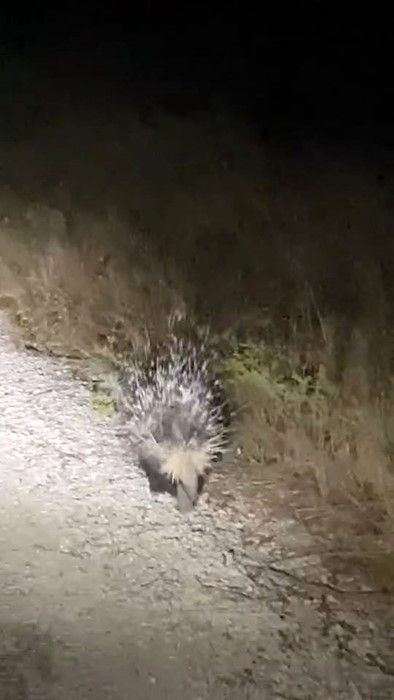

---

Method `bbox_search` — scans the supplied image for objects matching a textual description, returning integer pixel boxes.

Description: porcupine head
[139,427,211,513]
[162,447,210,512]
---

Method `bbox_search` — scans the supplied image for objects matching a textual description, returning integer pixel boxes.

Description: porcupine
[114,332,229,513]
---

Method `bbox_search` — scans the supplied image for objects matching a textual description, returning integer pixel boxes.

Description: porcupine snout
[175,459,199,513]
[177,481,198,513]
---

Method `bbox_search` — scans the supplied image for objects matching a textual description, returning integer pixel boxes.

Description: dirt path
[0,316,392,699]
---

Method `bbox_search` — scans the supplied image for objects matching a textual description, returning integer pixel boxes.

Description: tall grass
[0,201,186,355]
[219,335,394,519]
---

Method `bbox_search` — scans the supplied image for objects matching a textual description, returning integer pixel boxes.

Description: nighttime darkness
[0,3,393,698]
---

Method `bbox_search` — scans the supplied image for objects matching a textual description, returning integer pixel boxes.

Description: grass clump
[220,338,394,520]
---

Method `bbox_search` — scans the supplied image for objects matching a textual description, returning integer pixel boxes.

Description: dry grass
[0,199,186,356]
[220,329,394,526]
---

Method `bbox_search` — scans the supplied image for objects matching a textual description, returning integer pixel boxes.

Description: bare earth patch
[0,314,393,699]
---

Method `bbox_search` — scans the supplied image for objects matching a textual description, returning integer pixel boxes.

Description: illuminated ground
[0,316,392,699]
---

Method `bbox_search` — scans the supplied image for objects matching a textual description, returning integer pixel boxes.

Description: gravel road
[0,315,392,699]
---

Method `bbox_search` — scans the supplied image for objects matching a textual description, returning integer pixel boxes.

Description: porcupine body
[116,335,228,512]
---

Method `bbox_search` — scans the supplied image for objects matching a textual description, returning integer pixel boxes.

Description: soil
[0,314,393,699]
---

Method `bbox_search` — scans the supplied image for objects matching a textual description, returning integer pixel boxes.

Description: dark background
[1,3,392,143]
[1,2,393,342]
